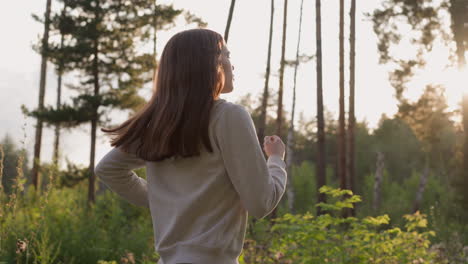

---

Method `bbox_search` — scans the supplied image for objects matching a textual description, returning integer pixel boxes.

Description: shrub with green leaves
[243,186,440,264]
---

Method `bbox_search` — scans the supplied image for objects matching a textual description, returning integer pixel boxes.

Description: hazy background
[1,0,422,169]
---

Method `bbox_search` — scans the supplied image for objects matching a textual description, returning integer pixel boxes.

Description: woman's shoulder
[210,99,253,135]
[212,99,250,121]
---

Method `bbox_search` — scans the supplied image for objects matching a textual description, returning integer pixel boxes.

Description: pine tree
[31,0,52,191]
[25,0,183,204]
[285,0,305,214]
[347,0,357,216]
[315,0,327,216]
[271,0,288,220]
[276,0,288,138]
[338,0,347,197]
[52,1,68,168]
[224,0,236,42]
[257,0,275,146]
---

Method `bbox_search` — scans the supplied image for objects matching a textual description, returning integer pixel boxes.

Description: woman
[95,28,287,264]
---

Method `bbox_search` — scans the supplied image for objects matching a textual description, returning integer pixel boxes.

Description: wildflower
[15,239,28,254]
[121,251,135,264]
[275,251,284,260]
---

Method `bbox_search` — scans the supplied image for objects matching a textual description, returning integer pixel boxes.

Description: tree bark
[347,0,357,217]
[257,0,275,145]
[315,0,327,216]
[271,0,288,220]
[53,2,67,168]
[88,4,100,204]
[32,0,52,191]
[285,0,305,214]
[224,0,236,42]
[338,0,346,190]
[276,0,288,138]
[285,131,295,213]
[462,92,468,209]
[449,0,467,67]
[449,0,468,214]
[153,0,158,75]
[412,160,429,213]
[373,151,384,212]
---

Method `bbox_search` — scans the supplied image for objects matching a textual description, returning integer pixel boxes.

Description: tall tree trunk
[52,70,62,167]
[271,0,288,220]
[449,0,468,214]
[285,0,305,214]
[373,151,384,212]
[153,0,158,75]
[257,0,275,145]
[315,0,327,216]
[88,5,100,205]
[462,92,468,209]
[276,0,288,137]
[53,2,67,168]
[347,0,356,217]
[449,0,467,67]
[0,144,4,195]
[224,0,236,42]
[338,0,346,191]
[32,0,52,191]
[412,159,429,213]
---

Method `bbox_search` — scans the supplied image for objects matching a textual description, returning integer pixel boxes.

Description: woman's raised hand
[263,135,285,160]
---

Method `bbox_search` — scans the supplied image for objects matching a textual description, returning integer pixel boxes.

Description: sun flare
[441,66,468,109]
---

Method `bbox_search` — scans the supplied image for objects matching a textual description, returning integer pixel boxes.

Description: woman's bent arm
[215,104,287,219]
[94,146,149,208]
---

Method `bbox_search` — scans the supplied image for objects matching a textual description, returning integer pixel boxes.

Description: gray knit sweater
[94,98,287,264]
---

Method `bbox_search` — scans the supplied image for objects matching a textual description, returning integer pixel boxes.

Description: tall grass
[0,150,157,264]
[0,117,157,263]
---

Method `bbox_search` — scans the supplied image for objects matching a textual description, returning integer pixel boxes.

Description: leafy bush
[244,186,440,264]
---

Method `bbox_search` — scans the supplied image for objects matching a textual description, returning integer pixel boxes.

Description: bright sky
[0,0,461,169]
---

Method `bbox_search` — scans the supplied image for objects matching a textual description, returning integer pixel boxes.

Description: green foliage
[0,135,30,194]
[373,116,423,183]
[369,0,449,101]
[0,183,158,264]
[246,186,440,264]
[27,0,187,130]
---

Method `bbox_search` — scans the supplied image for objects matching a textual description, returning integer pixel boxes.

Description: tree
[276,0,288,137]
[449,0,468,214]
[370,0,447,100]
[25,0,183,204]
[270,0,288,220]
[284,0,305,214]
[373,116,423,184]
[373,151,384,212]
[370,0,468,215]
[338,0,347,197]
[224,0,236,42]
[153,0,158,67]
[315,0,327,216]
[347,0,357,216]
[449,0,468,67]
[257,0,275,146]
[31,0,52,191]
[397,85,454,213]
[136,3,204,72]
[52,1,68,168]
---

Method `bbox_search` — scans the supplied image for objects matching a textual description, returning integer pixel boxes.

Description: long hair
[101,29,225,161]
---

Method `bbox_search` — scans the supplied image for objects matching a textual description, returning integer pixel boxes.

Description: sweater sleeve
[94,146,149,208]
[214,104,287,219]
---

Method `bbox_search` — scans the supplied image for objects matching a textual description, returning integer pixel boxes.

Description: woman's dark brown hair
[101,29,225,161]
